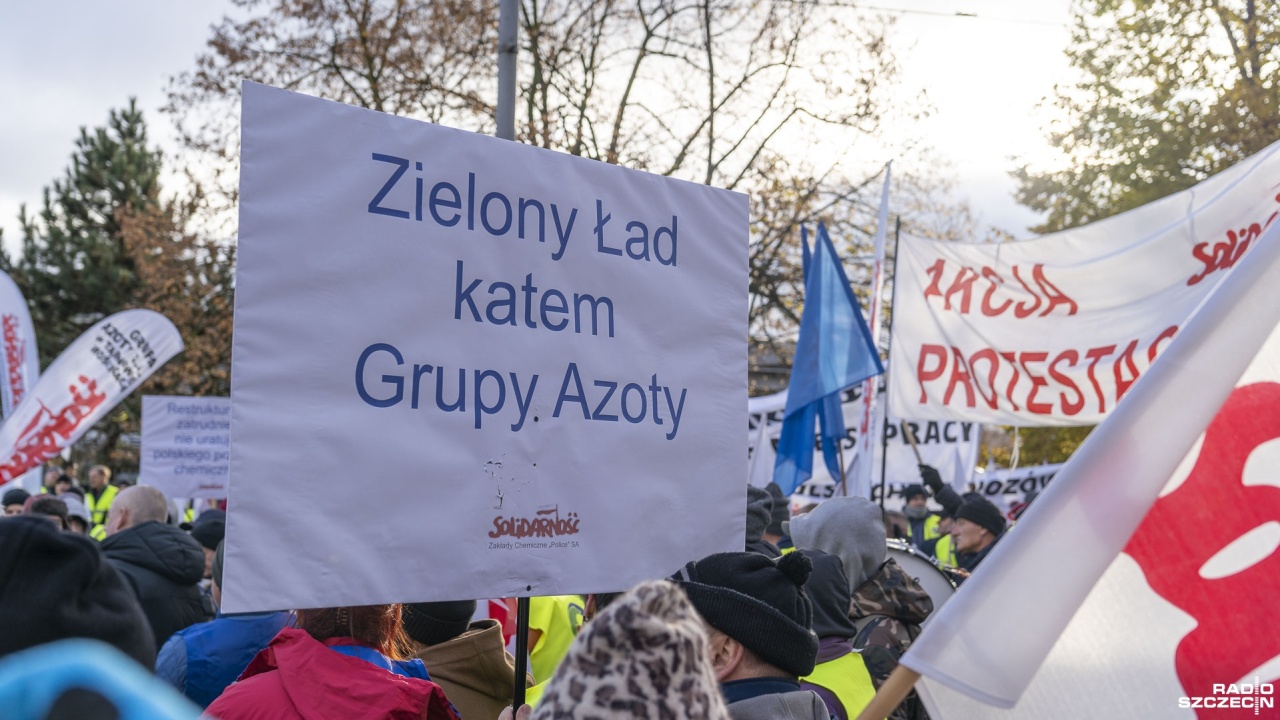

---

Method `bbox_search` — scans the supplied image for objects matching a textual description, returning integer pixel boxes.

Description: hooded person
[672,551,828,720]
[61,495,93,536]
[744,485,780,557]
[0,515,156,667]
[206,604,460,720]
[155,541,292,709]
[404,599,532,720]
[100,486,213,649]
[527,580,731,720]
[787,496,933,720]
[796,550,876,720]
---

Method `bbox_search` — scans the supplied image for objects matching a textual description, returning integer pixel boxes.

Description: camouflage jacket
[848,558,935,720]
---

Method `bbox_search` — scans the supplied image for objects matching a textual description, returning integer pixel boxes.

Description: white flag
[0,310,183,483]
[901,222,1280,717]
[853,162,892,497]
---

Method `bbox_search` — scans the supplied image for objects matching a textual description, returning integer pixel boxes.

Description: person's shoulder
[728,689,830,720]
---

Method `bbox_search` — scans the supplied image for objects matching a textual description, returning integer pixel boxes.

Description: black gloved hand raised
[919,464,944,492]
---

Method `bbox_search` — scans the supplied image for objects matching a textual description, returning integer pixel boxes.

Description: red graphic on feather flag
[1126,382,1280,719]
[2,314,27,408]
[0,376,107,481]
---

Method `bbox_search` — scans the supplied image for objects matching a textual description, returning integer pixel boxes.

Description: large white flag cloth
[0,309,183,483]
[902,221,1280,718]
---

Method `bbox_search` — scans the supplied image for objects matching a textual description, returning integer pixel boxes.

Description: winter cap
[787,496,886,590]
[956,496,1006,537]
[673,551,818,677]
[745,485,772,543]
[902,484,927,502]
[181,507,225,531]
[402,600,478,646]
[0,516,156,667]
[764,482,790,536]
[60,496,92,526]
[2,488,30,508]
[796,549,857,640]
[189,519,226,552]
[533,580,730,720]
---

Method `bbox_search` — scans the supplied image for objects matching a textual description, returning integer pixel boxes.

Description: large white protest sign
[140,396,230,499]
[223,83,748,612]
[890,139,1280,425]
[0,310,183,483]
[747,387,979,507]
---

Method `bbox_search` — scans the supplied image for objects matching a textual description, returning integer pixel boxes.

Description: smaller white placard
[140,395,231,499]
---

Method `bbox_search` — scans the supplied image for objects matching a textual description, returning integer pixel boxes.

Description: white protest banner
[889,139,1280,426]
[0,310,183,483]
[0,271,38,422]
[223,83,748,612]
[747,387,979,507]
[966,463,1062,514]
[901,218,1280,719]
[139,396,230,499]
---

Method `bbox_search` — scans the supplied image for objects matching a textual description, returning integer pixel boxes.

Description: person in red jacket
[206,604,460,720]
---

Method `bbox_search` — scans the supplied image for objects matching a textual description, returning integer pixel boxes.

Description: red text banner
[890,140,1280,425]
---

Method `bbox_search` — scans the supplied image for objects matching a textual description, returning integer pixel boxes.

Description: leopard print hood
[533,580,731,720]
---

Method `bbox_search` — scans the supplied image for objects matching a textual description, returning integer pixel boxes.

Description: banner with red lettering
[0,310,183,483]
[889,139,1280,425]
[0,271,39,423]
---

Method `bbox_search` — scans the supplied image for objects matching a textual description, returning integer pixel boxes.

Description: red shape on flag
[1126,382,1280,717]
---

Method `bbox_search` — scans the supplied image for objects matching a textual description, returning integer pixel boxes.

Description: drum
[886,538,956,622]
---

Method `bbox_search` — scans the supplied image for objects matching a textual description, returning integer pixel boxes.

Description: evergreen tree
[2,101,235,473]
[3,99,161,366]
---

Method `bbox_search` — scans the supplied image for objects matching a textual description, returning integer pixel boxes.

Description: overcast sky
[0,1,1072,255]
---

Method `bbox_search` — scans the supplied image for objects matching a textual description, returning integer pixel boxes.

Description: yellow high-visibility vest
[802,650,878,719]
[907,514,943,542]
[933,533,957,568]
[85,485,119,527]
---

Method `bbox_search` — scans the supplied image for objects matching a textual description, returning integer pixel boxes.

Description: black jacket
[102,521,212,649]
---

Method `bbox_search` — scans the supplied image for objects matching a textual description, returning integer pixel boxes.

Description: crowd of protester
[0,461,1018,720]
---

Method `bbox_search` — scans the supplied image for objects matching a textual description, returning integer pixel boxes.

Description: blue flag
[773,222,884,495]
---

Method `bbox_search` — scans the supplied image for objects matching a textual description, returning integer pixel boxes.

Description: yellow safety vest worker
[528,595,585,683]
[89,524,107,542]
[907,514,943,542]
[85,484,119,528]
[801,650,878,719]
[933,533,957,568]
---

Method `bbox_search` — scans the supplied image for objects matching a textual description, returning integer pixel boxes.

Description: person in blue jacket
[155,541,291,708]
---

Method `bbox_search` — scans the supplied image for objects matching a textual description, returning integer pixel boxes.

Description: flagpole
[837,436,848,496]
[877,216,901,509]
[855,666,920,720]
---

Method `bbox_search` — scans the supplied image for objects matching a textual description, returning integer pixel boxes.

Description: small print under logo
[1178,679,1275,714]
[488,505,581,539]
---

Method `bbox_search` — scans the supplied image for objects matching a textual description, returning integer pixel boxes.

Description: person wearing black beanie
[672,551,829,720]
[0,515,156,667]
[953,496,1007,573]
